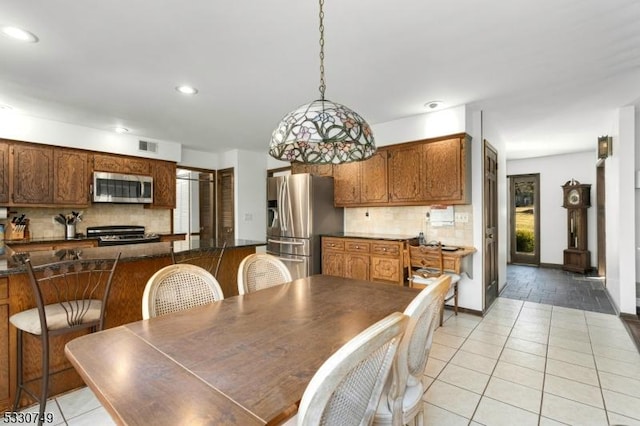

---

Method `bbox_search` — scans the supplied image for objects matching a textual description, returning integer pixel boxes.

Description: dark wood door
[217,168,235,240]
[484,141,499,311]
[199,172,215,241]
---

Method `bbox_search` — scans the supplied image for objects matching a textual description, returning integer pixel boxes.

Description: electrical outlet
[454,212,469,223]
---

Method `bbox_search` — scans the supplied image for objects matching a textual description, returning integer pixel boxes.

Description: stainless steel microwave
[93,172,153,203]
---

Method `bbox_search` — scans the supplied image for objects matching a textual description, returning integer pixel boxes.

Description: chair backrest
[385,275,450,421]
[171,241,226,278]
[23,253,121,335]
[407,241,443,280]
[142,264,224,319]
[297,312,408,426]
[237,253,292,295]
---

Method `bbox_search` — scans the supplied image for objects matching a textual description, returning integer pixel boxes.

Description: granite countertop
[323,232,418,241]
[0,238,266,276]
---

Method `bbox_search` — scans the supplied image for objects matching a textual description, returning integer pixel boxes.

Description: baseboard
[620,312,639,321]
[443,305,483,317]
[539,262,563,269]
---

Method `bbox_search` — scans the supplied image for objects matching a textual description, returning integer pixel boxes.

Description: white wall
[0,110,181,161]
[606,106,636,314]
[506,151,598,266]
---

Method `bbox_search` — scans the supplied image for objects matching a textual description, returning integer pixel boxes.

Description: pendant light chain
[318,0,326,101]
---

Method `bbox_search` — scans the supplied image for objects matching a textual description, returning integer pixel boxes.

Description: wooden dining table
[65,275,420,426]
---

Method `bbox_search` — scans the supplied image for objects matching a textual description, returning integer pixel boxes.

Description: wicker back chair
[237,253,292,295]
[296,312,408,426]
[9,254,121,423]
[171,241,226,278]
[142,264,224,319]
[406,241,460,325]
[373,275,450,426]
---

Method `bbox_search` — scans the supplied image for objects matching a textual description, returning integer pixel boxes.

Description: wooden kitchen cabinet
[11,144,55,205]
[0,277,9,412]
[388,144,424,203]
[149,160,177,208]
[0,141,9,204]
[290,163,333,177]
[333,149,388,206]
[322,236,405,285]
[93,153,152,175]
[423,136,470,204]
[53,149,90,206]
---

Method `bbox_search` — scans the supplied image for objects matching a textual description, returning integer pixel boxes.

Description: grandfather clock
[562,179,591,273]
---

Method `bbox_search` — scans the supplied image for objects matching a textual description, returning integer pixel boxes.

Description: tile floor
[423,298,640,425]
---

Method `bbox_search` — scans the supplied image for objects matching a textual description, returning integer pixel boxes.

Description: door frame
[483,140,499,311]
[508,173,541,265]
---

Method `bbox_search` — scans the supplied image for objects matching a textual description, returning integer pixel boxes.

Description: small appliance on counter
[87,225,161,246]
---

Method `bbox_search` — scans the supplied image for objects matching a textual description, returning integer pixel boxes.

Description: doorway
[484,141,499,310]
[174,168,216,241]
[509,174,540,265]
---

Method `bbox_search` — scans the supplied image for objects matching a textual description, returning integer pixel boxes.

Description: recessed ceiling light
[113,127,129,134]
[175,85,198,95]
[424,100,443,110]
[2,26,39,43]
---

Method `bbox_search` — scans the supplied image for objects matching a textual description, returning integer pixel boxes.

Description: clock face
[568,189,580,205]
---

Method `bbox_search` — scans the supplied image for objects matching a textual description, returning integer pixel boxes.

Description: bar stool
[9,254,120,425]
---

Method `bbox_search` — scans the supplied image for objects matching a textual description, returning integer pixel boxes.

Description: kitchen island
[0,238,265,412]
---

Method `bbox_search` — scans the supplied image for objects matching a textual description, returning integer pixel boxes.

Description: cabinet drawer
[371,242,400,257]
[322,238,345,251]
[345,240,370,253]
[0,277,7,300]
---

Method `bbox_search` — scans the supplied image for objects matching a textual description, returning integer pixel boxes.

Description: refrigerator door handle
[278,180,285,232]
[268,238,305,246]
[282,178,289,232]
[275,256,306,263]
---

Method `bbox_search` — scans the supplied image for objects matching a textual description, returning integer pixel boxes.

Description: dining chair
[171,241,227,278]
[286,312,408,426]
[373,275,450,426]
[9,254,121,425]
[142,263,224,319]
[237,253,292,295]
[406,241,460,326]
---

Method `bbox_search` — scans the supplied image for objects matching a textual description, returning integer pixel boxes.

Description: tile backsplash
[6,204,171,240]
[345,205,474,247]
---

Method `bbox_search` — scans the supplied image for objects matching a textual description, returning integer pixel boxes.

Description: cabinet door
[424,138,463,202]
[360,150,388,203]
[94,153,151,175]
[333,161,360,206]
[151,161,177,208]
[388,144,424,203]
[345,253,369,281]
[54,149,90,206]
[0,278,8,412]
[291,163,333,177]
[322,251,345,277]
[370,257,401,284]
[12,144,54,204]
[0,142,9,204]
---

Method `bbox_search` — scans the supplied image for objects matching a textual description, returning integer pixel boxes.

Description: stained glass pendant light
[269,0,376,164]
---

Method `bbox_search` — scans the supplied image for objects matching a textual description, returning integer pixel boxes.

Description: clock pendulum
[561,179,591,273]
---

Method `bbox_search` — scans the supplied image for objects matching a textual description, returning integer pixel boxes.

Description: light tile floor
[424,298,640,426]
[17,298,640,426]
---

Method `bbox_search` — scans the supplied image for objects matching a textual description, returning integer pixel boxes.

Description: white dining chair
[373,275,450,426]
[237,253,292,295]
[142,263,224,319]
[283,311,408,426]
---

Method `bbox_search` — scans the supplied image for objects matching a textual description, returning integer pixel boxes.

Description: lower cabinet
[322,237,405,286]
[0,277,9,412]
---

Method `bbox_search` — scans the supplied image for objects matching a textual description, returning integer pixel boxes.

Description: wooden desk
[65,275,419,425]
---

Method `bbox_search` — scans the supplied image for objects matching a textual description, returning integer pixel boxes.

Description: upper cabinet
[93,153,152,175]
[0,141,9,204]
[12,144,54,205]
[333,133,471,207]
[290,163,334,177]
[334,149,388,207]
[149,160,177,209]
[54,149,90,206]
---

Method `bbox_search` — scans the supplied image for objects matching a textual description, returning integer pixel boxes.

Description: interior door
[509,173,540,265]
[217,168,235,241]
[484,141,499,310]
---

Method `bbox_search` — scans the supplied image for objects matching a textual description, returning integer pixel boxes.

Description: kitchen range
[86,225,160,246]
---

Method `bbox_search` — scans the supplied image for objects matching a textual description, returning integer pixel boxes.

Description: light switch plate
[455,212,469,223]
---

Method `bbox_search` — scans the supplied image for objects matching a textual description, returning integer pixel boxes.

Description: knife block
[6,221,28,240]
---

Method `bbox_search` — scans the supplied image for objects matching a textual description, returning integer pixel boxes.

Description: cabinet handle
[383,248,387,251]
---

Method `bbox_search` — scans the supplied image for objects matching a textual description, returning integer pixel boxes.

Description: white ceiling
[1,0,640,160]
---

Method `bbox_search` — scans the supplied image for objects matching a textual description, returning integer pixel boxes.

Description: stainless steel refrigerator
[267,174,343,279]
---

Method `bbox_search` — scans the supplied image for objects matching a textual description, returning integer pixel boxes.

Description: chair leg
[454,282,459,316]
[439,302,444,327]
[38,334,50,426]
[12,329,24,411]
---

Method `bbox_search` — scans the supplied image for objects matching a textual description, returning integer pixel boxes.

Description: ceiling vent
[138,140,158,153]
